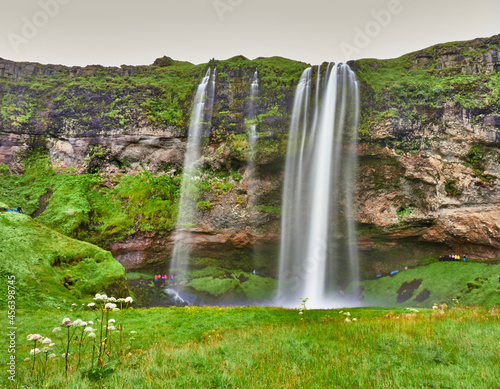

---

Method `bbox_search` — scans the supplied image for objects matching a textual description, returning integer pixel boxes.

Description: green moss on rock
[0,212,128,309]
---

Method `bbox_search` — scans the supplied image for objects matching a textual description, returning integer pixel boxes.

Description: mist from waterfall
[170,68,216,273]
[276,63,359,309]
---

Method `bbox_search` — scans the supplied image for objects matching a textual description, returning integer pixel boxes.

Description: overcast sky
[1,0,499,67]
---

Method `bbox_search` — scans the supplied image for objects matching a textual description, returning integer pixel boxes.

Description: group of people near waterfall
[1,206,22,213]
[154,274,175,287]
[439,254,466,262]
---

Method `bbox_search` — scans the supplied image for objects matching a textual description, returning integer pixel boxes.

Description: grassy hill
[0,212,128,309]
[353,261,500,308]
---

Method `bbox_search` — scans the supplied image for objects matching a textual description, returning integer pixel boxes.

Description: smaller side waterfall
[276,63,359,309]
[170,68,216,274]
[246,70,259,205]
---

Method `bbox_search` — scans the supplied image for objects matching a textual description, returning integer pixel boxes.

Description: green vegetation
[355,261,500,308]
[196,201,212,211]
[0,150,180,246]
[355,39,500,142]
[444,177,462,196]
[158,266,277,302]
[3,305,500,388]
[0,55,308,139]
[0,212,127,309]
[461,143,498,182]
[396,204,412,219]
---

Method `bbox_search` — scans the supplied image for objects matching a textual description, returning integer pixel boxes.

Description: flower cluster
[26,293,135,376]
[27,334,56,367]
[339,311,358,323]
[298,297,308,322]
[92,293,133,311]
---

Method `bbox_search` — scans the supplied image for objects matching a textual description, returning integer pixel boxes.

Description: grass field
[356,261,500,308]
[2,304,500,388]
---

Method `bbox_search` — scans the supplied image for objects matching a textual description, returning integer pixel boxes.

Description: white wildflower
[27,334,42,341]
[84,326,93,332]
[52,327,62,333]
[42,337,52,344]
[40,347,51,353]
[107,325,116,331]
[87,332,96,338]
[88,303,96,308]
[108,319,115,323]
[352,318,357,321]
[49,343,55,347]
[61,353,70,357]
[94,293,108,302]
[125,297,133,303]
[345,318,351,323]
[61,318,73,327]
[88,320,94,325]
[30,348,40,355]
[48,353,56,359]
[130,331,137,334]
[105,303,117,310]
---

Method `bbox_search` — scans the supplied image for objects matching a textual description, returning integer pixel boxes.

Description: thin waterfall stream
[170,68,216,277]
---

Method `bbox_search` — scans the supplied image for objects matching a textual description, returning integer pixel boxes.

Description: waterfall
[170,68,216,274]
[276,63,359,309]
[246,70,259,205]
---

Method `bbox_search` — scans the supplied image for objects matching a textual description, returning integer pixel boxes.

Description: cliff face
[1,35,500,276]
[352,34,500,272]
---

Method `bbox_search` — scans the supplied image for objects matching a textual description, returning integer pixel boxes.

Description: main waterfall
[170,68,216,274]
[276,63,359,309]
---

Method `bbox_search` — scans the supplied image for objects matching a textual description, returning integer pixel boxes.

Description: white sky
[0,0,499,67]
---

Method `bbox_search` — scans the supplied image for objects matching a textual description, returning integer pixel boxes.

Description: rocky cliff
[1,34,499,278]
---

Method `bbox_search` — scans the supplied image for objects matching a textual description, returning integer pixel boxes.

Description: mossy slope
[0,212,127,309]
[355,261,500,308]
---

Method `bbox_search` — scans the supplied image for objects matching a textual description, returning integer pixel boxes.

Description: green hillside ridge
[353,261,500,308]
[2,35,498,143]
[0,212,128,309]
[0,55,308,137]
